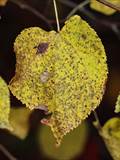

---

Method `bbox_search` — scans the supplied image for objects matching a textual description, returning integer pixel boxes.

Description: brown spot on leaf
[36,42,49,54]
[81,34,87,40]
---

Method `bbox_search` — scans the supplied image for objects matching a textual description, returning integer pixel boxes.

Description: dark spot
[81,34,87,40]
[108,127,112,135]
[36,42,49,54]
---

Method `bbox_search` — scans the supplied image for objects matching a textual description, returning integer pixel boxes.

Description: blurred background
[0,0,120,159]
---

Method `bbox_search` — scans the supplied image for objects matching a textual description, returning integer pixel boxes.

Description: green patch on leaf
[9,107,31,139]
[38,121,88,160]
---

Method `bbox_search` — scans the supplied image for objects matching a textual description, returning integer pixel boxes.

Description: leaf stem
[53,0,60,32]
[0,144,17,160]
[97,0,120,12]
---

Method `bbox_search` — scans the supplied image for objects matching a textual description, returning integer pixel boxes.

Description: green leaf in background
[101,117,120,160]
[90,0,120,15]
[115,93,120,113]
[9,15,108,145]
[38,121,88,160]
[0,77,11,130]
[9,107,31,139]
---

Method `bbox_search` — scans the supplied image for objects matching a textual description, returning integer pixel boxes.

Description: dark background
[0,0,120,159]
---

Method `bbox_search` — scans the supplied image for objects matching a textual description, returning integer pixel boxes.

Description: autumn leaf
[0,77,11,130]
[115,93,120,113]
[90,0,120,15]
[9,15,108,145]
[9,107,31,139]
[100,117,120,160]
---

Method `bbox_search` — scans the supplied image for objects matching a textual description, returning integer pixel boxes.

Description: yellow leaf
[38,121,88,160]
[115,94,120,113]
[9,15,108,145]
[101,117,120,160]
[90,0,120,15]
[0,77,11,130]
[9,107,31,139]
[0,0,7,6]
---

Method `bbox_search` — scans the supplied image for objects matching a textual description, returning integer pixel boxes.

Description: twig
[93,111,102,130]
[58,0,77,8]
[0,144,17,160]
[97,0,120,12]
[111,24,120,40]
[53,0,60,32]
[58,0,96,20]
[43,0,51,15]
[67,0,90,19]
[8,0,52,29]
[58,0,120,30]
